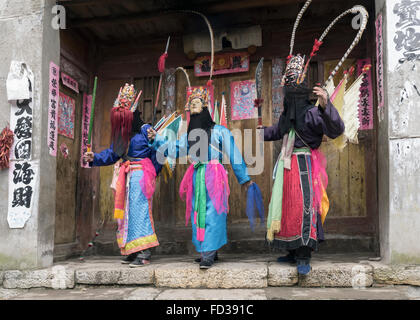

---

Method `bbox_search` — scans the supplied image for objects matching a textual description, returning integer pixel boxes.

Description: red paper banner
[61,72,79,93]
[48,62,59,156]
[357,59,374,130]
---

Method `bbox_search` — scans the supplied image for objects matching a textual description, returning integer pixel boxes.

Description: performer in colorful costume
[83,83,162,267]
[147,87,253,269]
[261,1,368,275]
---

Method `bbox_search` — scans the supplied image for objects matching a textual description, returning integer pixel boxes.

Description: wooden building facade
[54,0,379,260]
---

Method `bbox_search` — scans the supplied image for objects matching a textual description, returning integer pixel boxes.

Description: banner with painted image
[58,92,75,139]
[230,79,257,120]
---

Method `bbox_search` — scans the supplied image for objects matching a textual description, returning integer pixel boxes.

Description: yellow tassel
[266,220,281,242]
[320,189,329,225]
[114,209,124,220]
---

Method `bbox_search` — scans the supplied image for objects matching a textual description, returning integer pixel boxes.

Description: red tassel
[206,79,213,87]
[310,39,323,58]
[158,53,168,73]
[286,55,293,64]
[254,98,264,107]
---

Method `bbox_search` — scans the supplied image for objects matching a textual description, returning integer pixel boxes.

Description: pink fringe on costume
[179,165,195,226]
[138,158,157,200]
[311,149,328,213]
[197,228,205,241]
[179,160,230,227]
[205,160,230,215]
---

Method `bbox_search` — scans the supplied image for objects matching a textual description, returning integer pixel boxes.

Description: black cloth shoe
[199,260,213,269]
[194,252,219,263]
[129,257,151,268]
[277,254,297,264]
[121,252,138,264]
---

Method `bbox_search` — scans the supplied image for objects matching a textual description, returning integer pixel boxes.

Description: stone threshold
[1,254,420,289]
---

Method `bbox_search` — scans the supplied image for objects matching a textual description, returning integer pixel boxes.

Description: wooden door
[55,86,82,245]
[319,59,378,236]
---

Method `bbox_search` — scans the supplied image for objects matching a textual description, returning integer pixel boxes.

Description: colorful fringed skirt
[267,148,328,251]
[116,161,159,255]
[179,160,230,253]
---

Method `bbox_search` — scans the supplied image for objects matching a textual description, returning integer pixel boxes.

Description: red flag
[220,93,228,128]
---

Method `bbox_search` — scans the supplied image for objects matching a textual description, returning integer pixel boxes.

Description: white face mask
[189,98,204,115]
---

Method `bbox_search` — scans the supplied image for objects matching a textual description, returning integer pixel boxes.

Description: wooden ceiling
[59,0,374,45]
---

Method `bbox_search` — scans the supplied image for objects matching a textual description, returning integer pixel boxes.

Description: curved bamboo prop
[175,67,191,87]
[177,10,214,83]
[289,0,313,57]
[320,5,369,86]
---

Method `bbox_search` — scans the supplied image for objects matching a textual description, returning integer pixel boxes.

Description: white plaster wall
[0,0,59,270]
[383,0,420,264]
[389,139,420,263]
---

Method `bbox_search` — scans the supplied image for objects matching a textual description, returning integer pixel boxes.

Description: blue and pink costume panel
[91,124,162,255]
[151,124,250,253]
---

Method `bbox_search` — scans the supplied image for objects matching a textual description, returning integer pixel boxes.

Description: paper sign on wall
[48,62,60,156]
[7,61,34,161]
[7,160,39,228]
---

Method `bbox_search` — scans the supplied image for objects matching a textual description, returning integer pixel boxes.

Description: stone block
[371,263,420,286]
[298,262,373,288]
[75,269,121,285]
[267,262,298,286]
[75,265,154,285]
[3,266,75,289]
[117,267,155,285]
[156,288,268,300]
[154,262,267,289]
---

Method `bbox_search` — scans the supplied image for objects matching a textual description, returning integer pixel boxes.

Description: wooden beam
[65,0,310,29]
[57,0,124,7]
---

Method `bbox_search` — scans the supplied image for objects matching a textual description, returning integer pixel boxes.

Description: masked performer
[83,83,162,267]
[147,87,253,269]
[261,1,368,275]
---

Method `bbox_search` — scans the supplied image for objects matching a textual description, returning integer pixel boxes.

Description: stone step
[2,254,420,290]
[88,234,377,258]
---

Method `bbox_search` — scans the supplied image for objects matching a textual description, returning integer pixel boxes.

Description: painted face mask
[282,54,306,87]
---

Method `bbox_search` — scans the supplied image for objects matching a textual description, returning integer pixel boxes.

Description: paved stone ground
[2,253,420,300]
[1,285,420,300]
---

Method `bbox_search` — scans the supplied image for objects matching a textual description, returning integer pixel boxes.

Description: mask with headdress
[186,86,215,156]
[281,0,369,92]
[110,83,143,156]
[278,0,369,137]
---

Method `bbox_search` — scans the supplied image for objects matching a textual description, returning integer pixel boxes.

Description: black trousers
[288,246,312,262]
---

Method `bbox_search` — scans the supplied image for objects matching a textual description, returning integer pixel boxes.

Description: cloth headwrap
[279,82,314,138]
[187,107,215,156]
